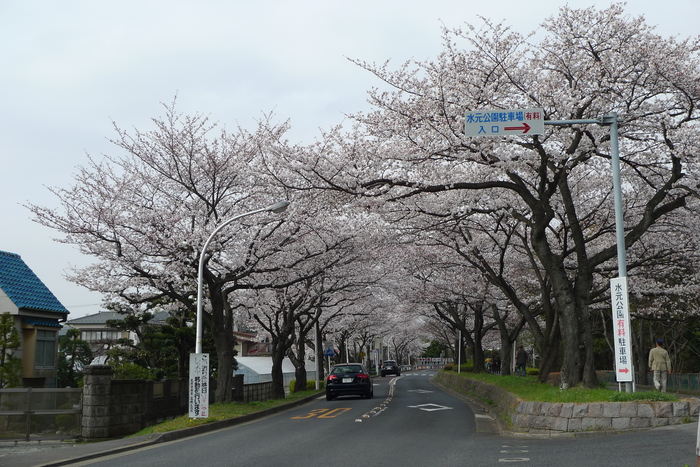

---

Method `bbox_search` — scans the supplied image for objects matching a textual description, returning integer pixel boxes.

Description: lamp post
[189,200,289,418]
[195,200,289,353]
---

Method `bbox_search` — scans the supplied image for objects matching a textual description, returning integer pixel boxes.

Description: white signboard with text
[189,353,209,418]
[611,277,633,382]
[464,108,544,137]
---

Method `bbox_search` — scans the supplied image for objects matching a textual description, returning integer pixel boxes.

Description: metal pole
[195,201,289,354]
[457,329,461,373]
[547,116,634,392]
[696,415,700,467]
[189,200,288,419]
[315,321,320,390]
[605,113,627,277]
[604,114,634,393]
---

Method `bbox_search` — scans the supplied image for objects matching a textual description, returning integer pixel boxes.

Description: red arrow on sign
[504,122,532,133]
[618,368,630,373]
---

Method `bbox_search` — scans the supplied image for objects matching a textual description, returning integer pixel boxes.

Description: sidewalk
[1,392,323,467]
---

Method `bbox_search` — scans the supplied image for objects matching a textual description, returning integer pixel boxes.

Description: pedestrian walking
[515,345,528,376]
[492,355,501,374]
[648,339,671,392]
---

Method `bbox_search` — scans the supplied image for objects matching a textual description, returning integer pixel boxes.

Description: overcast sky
[1,1,697,320]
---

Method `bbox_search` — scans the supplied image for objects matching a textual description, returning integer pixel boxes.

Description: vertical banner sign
[611,278,633,382]
[189,353,209,418]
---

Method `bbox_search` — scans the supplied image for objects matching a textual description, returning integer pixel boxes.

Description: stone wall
[434,372,700,433]
[82,365,186,439]
[82,365,276,439]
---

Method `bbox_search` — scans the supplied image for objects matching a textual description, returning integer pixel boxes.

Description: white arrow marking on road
[407,389,434,394]
[498,458,530,462]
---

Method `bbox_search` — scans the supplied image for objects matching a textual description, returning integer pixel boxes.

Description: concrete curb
[27,392,324,467]
[429,376,503,436]
[434,372,700,437]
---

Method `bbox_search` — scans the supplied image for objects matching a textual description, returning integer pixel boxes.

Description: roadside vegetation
[130,389,323,437]
[443,369,678,403]
[126,366,680,439]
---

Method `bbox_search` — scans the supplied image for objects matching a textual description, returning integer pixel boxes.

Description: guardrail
[0,387,82,441]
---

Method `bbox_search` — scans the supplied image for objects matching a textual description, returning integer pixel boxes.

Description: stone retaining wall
[435,372,700,433]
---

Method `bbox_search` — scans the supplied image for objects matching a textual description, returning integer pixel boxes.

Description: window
[82,330,121,343]
[35,330,57,369]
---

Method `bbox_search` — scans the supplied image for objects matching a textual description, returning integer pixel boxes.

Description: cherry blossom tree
[273,4,700,388]
[27,100,312,402]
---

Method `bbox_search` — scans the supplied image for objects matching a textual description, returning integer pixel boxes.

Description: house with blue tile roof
[0,250,69,388]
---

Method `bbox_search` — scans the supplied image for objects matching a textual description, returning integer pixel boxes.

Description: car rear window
[332,365,362,374]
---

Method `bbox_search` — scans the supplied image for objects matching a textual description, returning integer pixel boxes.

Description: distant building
[66,310,174,357]
[235,356,317,391]
[0,250,69,388]
[235,331,270,357]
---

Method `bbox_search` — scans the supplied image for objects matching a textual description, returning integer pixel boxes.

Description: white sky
[1,1,698,319]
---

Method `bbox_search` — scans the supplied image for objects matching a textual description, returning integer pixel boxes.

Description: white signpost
[464,108,544,137]
[465,110,634,392]
[611,277,633,383]
[189,353,209,418]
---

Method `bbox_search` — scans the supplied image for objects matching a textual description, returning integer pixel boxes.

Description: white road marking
[407,403,453,412]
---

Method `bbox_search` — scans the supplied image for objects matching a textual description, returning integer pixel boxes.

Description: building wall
[0,289,19,314]
[20,325,59,387]
[20,327,37,378]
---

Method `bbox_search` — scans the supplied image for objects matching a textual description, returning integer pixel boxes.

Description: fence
[1,368,290,441]
[0,387,82,441]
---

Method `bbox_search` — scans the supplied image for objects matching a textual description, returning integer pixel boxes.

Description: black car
[326,363,373,400]
[380,360,401,377]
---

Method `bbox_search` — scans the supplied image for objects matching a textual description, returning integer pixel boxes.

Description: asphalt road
[5,371,699,466]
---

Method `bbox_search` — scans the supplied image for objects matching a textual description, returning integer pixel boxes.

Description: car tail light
[327,375,338,382]
[357,373,369,380]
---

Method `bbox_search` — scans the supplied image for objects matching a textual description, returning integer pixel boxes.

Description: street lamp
[195,200,290,353]
[189,200,289,419]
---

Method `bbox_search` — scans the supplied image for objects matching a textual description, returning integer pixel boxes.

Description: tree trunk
[500,340,513,376]
[537,328,561,384]
[288,341,308,393]
[212,327,236,403]
[270,342,287,399]
[632,318,649,385]
[294,363,307,392]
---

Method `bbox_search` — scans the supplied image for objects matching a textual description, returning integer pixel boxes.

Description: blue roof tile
[0,250,69,315]
[22,317,64,328]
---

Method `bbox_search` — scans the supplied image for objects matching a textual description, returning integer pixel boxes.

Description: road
[67,371,697,466]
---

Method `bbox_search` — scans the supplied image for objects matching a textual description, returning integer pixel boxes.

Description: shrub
[289,380,324,392]
[56,413,79,430]
[526,367,539,376]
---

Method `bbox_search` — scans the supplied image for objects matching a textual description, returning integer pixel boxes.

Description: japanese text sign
[464,108,544,136]
[189,353,209,418]
[611,277,633,382]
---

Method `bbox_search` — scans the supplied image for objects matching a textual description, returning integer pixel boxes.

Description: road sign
[189,353,209,418]
[324,340,335,357]
[611,277,633,382]
[464,108,544,136]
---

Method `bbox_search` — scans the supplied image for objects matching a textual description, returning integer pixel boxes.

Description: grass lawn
[130,389,323,437]
[446,371,678,403]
